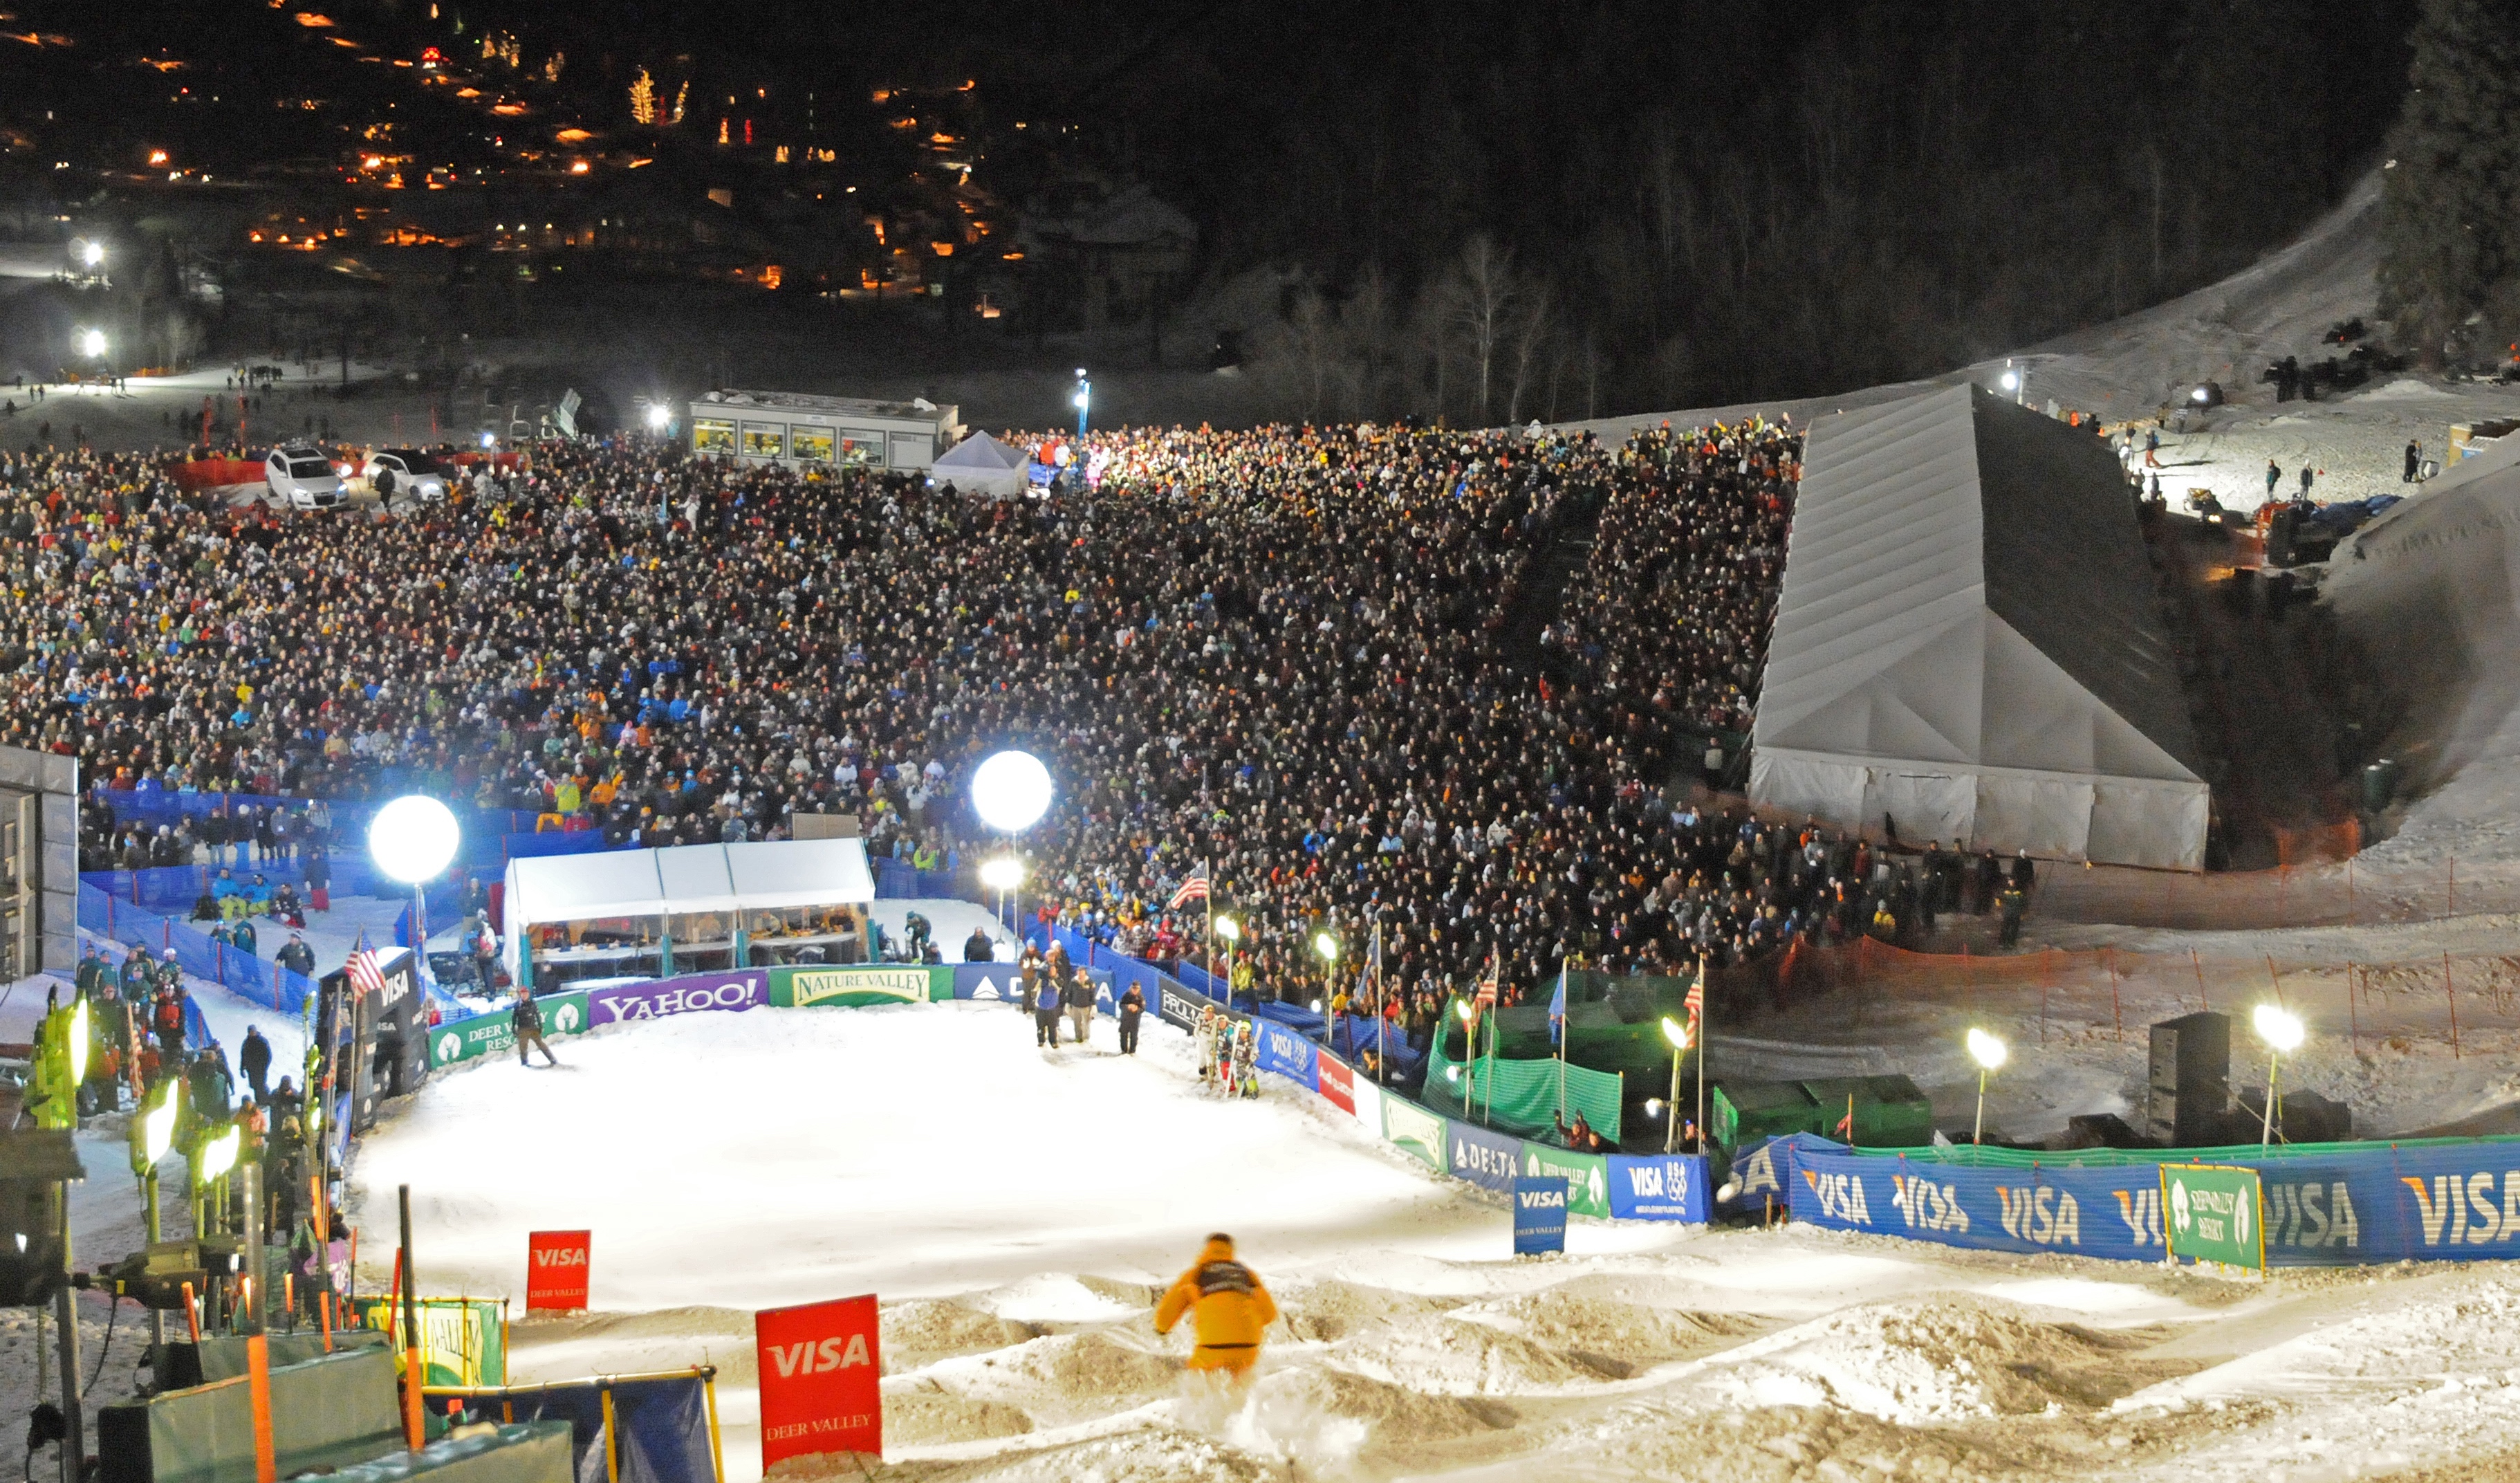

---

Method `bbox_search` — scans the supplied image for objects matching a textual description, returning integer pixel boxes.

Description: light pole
[1965,1028,2007,1145]
[128,1080,181,1349]
[2252,1004,2304,1148]
[1313,930,1338,1008]
[981,856,1024,940]
[1660,1015,1692,1152]
[971,750,1053,947]
[1214,915,1239,1004]
[370,795,461,972]
[1071,368,1091,441]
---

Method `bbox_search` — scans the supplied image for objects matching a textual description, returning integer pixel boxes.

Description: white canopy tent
[1750,383,2209,869]
[2324,430,2520,795]
[503,838,876,982]
[931,432,1031,499]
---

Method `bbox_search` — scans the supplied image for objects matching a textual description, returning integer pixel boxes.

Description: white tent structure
[2324,430,2520,794]
[931,432,1031,499]
[1750,384,2210,869]
[502,838,876,984]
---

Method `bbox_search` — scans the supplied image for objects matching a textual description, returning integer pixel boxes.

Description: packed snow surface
[344,1003,2520,1481]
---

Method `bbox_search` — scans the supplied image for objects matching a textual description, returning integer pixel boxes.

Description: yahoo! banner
[1784,1134,2520,1266]
[589,970,768,1026]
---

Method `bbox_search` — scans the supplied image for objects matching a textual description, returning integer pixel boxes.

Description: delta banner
[429,991,589,1069]
[1606,1152,1713,1222]
[1782,1134,2520,1266]
[1254,1021,1319,1091]
[2162,1165,2265,1269]
[768,964,947,1008]
[1513,1177,1569,1255]
[1382,1095,1447,1172]
[756,1294,882,1469]
[589,970,766,1026]
[1447,1119,1523,1194]
[1521,1143,1611,1219]
[525,1230,591,1312]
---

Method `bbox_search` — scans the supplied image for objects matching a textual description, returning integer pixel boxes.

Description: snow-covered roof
[503,838,874,931]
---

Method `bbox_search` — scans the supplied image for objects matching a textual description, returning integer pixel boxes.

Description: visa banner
[1254,1020,1319,1091]
[525,1229,590,1312]
[1606,1153,1712,1222]
[1782,1134,2520,1266]
[756,1294,882,1469]
[1513,1177,1568,1255]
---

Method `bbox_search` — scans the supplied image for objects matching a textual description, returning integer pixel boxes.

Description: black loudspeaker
[2147,1012,2230,1148]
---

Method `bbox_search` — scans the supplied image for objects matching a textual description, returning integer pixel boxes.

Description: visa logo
[532,1249,586,1267]
[767,1334,871,1377]
[1518,1189,1566,1210]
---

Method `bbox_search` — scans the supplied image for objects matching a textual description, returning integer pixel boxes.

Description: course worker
[1154,1232,1277,1381]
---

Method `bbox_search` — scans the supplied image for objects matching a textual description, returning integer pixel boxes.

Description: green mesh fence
[1423,1036,1624,1143]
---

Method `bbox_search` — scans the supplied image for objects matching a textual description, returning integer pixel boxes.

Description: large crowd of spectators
[35,415,2035,1044]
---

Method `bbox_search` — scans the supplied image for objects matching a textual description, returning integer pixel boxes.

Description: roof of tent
[934,432,1028,473]
[1754,383,2203,786]
[502,838,875,929]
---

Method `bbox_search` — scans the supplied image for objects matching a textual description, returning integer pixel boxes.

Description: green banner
[1520,1142,1611,1219]
[1382,1095,1447,1172]
[355,1298,506,1387]
[1423,1039,1625,1143]
[2162,1163,2264,1269]
[428,993,589,1069]
[768,964,947,1008]
[1711,1085,1741,1150]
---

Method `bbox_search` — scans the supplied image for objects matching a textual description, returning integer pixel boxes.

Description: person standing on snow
[1118,982,1145,1054]
[1154,1233,1277,1383]
[1194,1007,1220,1087]
[240,1024,272,1105]
[1231,1020,1259,1098]
[513,988,559,1067]
[1064,968,1097,1047]
[1034,968,1066,1047]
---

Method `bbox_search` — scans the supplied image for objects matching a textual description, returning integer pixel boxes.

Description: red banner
[756,1294,882,1468]
[524,1230,591,1312]
[1317,1055,1354,1115]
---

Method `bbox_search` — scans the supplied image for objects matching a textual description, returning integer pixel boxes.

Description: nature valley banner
[769,964,947,1008]
[1382,1095,1447,1172]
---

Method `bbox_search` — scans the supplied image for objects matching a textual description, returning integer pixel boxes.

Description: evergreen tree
[2376,0,2520,363]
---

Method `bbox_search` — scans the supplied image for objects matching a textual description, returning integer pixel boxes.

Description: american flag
[347,946,388,1001]
[1474,965,1499,1010]
[1167,868,1209,910]
[1685,963,1705,1022]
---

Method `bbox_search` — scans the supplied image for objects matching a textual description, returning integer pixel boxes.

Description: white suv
[264,444,346,510]
[362,448,451,505]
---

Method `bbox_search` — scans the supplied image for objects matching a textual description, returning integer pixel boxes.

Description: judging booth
[502,839,875,989]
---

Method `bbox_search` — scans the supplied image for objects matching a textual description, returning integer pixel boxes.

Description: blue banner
[1254,1020,1319,1091]
[1445,1118,1522,1194]
[1782,1134,2520,1266]
[1606,1153,1713,1222]
[1513,1177,1568,1255]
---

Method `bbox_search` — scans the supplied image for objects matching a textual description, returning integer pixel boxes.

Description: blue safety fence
[77,880,316,1016]
[1772,1131,2520,1267]
[873,857,961,899]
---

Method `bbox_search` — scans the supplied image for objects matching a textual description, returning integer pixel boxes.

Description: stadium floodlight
[1660,1016,1692,1152]
[1213,916,1240,943]
[1660,1015,1690,1049]
[80,241,103,267]
[142,1080,181,1164]
[971,750,1053,833]
[2190,385,2212,405]
[78,329,106,358]
[645,403,670,430]
[369,795,461,883]
[1455,999,1476,1024]
[979,857,1024,892]
[1313,932,1338,964]
[1966,1028,2007,1145]
[199,1127,241,1182]
[2254,1004,2305,1148]
[66,1000,88,1087]
[1644,1097,1665,1118]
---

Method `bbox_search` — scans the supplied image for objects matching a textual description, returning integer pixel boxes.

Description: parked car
[362,448,451,504]
[263,444,345,510]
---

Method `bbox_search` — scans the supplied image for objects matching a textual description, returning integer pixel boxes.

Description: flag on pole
[1474,968,1499,1011]
[1835,1093,1855,1139]
[1684,968,1705,1022]
[347,946,387,1001]
[1547,961,1568,1045]
[1167,867,1209,911]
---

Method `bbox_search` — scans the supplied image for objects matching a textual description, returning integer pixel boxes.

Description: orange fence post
[2107,950,2122,1041]
[2039,948,2053,1044]
[2346,856,2355,928]
[248,1333,277,1483]
[2192,948,2207,1012]
[2265,955,2286,1009]
[2445,951,2460,1060]
[2347,963,2360,1056]
[2450,856,2457,919]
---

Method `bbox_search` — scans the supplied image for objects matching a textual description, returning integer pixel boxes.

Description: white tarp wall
[2324,431,2520,796]
[1750,384,2210,869]
[932,432,1030,499]
[502,838,875,982]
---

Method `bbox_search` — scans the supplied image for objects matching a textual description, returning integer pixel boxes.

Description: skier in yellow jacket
[1154,1233,1277,1377]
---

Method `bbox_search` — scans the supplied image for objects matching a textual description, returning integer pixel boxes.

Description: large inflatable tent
[1749,383,2209,869]
[503,838,876,987]
[931,432,1031,499]
[2322,431,2520,796]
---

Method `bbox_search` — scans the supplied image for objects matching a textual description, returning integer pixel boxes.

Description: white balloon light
[970,750,1053,833]
[369,795,461,883]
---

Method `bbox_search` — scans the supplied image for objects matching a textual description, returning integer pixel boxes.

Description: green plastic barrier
[317,1423,573,1483]
[430,993,589,1069]
[1423,1038,1624,1143]
[166,1331,389,1388]
[765,964,947,1008]
[1381,1094,1447,1172]
[99,1343,406,1483]
[1519,1142,1611,1219]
